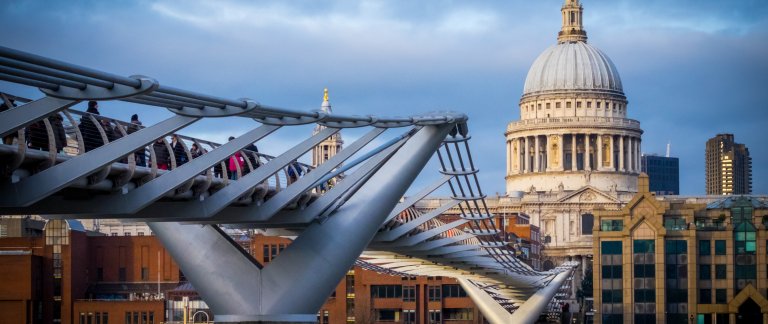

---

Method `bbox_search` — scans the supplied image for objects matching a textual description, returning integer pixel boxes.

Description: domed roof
[523,42,623,97]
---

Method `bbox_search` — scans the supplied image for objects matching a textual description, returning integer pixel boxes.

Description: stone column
[584,134,591,171]
[524,136,529,173]
[571,134,577,171]
[608,135,614,171]
[596,134,603,170]
[559,134,566,171]
[619,136,625,172]
[506,140,511,174]
[627,137,633,173]
[534,135,540,173]
[636,138,641,173]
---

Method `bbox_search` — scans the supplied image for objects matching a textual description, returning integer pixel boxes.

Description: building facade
[0,218,487,324]
[593,174,768,323]
[641,154,680,195]
[502,0,643,260]
[706,134,752,195]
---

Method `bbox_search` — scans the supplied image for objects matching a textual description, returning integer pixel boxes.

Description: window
[442,284,467,298]
[137,232,144,236]
[576,101,582,108]
[443,308,473,320]
[537,104,541,110]
[664,218,686,230]
[118,267,126,282]
[0,224,7,237]
[699,289,711,304]
[699,264,711,280]
[699,240,711,255]
[634,289,655,302]
[556,102,561,108]
[600,219,623,231]
[715,289,727,304]
[566,102,572,108]
[546,103,551,109]
[402,286,415,301]
[403,310,415,324]
[602,241,622,255]
[581,213,594,235]
[665,240,688,322]
[111,232,118,236]
[375,309,399,322]
[714,240,726,255]
[587,101,592,108]
[428,285,441,301]
[370,285,402,298]
[596,102,602,108]
[124,232,131,236]
[141,267,149,281]
[428,310,441,324]
[715,264,726,279]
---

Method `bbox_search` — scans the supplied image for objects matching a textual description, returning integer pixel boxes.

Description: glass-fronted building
[640,154,679,195]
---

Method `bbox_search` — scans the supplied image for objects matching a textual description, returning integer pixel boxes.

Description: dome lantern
[558,0,588,44]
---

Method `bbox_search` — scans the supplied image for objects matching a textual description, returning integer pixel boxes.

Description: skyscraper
[705,134,752,195]
[641,154,679,195]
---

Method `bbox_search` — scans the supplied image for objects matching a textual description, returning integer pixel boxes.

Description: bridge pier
[151,124,453,322]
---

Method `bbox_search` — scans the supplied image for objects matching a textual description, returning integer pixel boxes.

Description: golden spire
[323,88,329,102]
[558,0,588,44]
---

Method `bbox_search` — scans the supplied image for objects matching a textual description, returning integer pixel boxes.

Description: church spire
[558,0,588,44]
[321,87,332,113]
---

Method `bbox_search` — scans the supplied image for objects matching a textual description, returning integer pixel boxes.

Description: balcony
[506,117,641,133]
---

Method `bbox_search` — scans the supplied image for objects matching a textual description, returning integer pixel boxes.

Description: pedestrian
[127,114,146,166]
[244,143,260,170]
[227,136,244,180]
[27,120,48,150]
[152,138,171,170]
[51,114,67,153]
[171,135,187,166]
[287,160,303,184]
[190,143,205,159]
[79,101,103,152]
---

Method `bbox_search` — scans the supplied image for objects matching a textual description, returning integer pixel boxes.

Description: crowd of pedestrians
[4,98,269,180]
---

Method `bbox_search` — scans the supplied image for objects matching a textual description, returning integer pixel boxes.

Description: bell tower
[312,88,343,168]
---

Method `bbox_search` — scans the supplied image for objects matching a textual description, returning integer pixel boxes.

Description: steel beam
[0,96,79,137]
[254,124,452,318]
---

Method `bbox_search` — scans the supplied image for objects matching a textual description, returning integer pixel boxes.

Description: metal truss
[0,46,575,324]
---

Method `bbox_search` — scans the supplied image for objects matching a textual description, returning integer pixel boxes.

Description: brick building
[1,220,489,324]
[0,219,178,324]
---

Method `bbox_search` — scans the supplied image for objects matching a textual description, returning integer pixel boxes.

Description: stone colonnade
[507,133,641,174]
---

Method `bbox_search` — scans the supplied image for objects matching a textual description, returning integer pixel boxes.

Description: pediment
[557,186,620,204]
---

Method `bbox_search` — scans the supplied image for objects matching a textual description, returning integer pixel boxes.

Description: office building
[592,174,768,323]
[706,134,752,195]
[641,154,680,195]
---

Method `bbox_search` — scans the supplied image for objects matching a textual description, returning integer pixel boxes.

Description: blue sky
[1,0,767,195]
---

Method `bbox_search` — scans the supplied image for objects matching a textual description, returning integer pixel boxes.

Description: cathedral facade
[501,0,643,261]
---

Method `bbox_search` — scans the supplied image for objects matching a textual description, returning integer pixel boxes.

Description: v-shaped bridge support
[150,124,452,323]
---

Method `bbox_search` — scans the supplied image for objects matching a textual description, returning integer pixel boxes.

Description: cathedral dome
[523,42,623,97]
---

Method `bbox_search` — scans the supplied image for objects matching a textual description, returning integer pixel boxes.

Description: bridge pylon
[150,124,452,323]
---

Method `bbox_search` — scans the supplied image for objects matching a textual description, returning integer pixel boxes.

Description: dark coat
[152,141,171,167]
[52,115,67,152]
[79,115,102,152]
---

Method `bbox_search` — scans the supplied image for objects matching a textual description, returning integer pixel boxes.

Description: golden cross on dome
[323,88,329,102]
